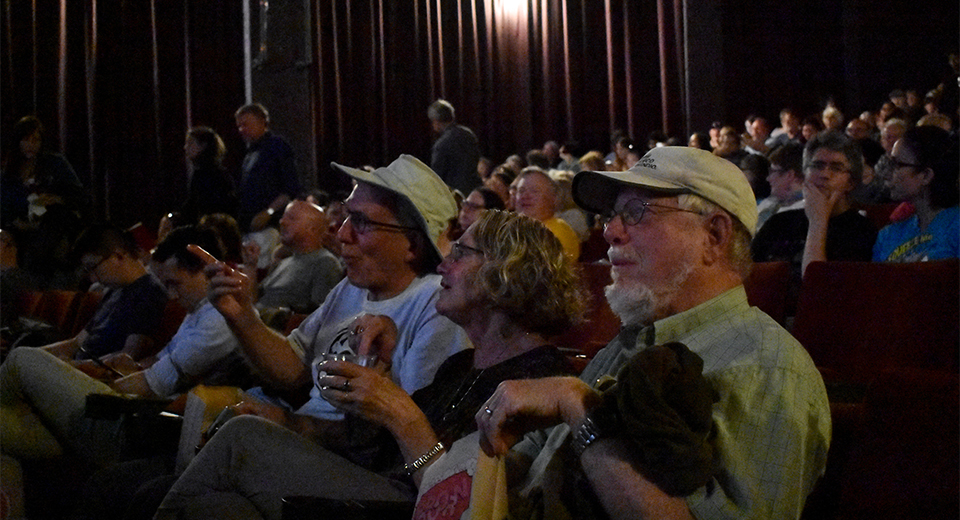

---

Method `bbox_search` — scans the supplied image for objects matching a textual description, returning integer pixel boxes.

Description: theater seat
[791,259,959,388]
[803,368,960,519]
[743,261,792,326]
[553,262,621,372]
[31,290,81,338]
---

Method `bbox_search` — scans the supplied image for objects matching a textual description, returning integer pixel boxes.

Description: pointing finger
[187,244,218,265]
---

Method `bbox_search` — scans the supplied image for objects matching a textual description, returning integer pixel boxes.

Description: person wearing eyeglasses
[38,224,169,363]
[184,153,469,424]
[154,210,581,519]
[474,146,830,520]
[751,131,876,276]
[873,126,959,262]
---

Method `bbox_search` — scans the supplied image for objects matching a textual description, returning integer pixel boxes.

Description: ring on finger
[342,379,351,391]
[484,407,493,415]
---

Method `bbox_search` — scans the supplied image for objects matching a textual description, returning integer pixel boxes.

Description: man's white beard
[604,248,695,327]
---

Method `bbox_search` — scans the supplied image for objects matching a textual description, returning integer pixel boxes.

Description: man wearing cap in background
[476,146,830,519]
[153,155,470,516]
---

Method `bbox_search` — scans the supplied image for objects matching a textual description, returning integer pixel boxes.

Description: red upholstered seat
[803,368,959,519]
[743,261,792,326]
[553,262,621,372]
[791,259,960,387]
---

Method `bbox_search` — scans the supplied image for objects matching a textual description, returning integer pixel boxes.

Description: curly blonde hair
[470,210,585,335]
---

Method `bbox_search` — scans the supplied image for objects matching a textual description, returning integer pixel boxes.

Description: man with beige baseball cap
[476,146,830,520]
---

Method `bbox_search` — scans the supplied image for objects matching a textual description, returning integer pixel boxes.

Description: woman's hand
[348,314,398,370]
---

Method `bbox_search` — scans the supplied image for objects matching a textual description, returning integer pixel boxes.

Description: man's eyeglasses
[344,210,420,235]
[80,255,110,274]
[600,199,701,227]
[806,161,850,175]
[447,241,484,261]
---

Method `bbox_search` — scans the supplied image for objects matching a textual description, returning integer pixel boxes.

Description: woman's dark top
[181,164,238,222]
[416,346,573,447]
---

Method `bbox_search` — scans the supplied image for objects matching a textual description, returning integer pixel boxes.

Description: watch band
[571,416,602,458]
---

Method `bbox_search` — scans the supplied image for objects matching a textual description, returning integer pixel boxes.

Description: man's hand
[188,244,256,322]
[475,377,600,457]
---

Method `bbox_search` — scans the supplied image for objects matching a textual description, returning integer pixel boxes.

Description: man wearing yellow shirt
[514,167,581,260]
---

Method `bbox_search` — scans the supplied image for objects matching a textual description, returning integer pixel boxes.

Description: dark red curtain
[2,0,245,229]
[5,0,956,225]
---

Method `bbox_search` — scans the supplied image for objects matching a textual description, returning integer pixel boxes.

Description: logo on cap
[637,156,657,170]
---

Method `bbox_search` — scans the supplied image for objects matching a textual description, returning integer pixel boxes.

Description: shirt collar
[651,285,749,346]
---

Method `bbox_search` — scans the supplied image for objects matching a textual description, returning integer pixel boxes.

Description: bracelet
[404,441,445,475]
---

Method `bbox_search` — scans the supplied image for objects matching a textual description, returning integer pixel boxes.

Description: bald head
[279,200,329,253]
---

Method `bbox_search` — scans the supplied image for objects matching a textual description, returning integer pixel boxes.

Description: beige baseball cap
[572,146,758,235]
[331,154,457,260]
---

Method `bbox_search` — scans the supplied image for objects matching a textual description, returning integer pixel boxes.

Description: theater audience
[873,126,959,262]
[713,126,749,165]
[235,104,301,234]
[766,108,803,150]
[154,210,582,519]
[0,226,253,468]
[757,143,806,230]
[556,141,582,172]
[1,116,89,288]
[483,166,516,209]
[188,154,469,424]
[752,131,877,276]
[688,132,712,151]
[551,169,591,242]
[742,115,772,155]
[578,150,606,173]
[244,200,343,318]
[458,187,505,232]
[801,115,824,143]
[475,146,829,519]
[428,99,481,196]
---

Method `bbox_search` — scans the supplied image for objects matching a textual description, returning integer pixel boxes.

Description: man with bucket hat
[476,146,830,519]
[191,154,469,421]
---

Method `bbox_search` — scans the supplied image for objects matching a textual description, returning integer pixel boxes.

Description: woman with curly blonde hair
[155,210,584,520]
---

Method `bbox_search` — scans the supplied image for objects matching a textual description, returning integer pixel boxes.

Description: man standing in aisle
[427,99,481,196]
[235,103,302,234]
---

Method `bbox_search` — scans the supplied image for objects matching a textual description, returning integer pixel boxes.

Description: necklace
[439,367,487,427]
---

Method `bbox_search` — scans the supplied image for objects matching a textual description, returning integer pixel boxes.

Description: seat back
[837,368,959,519]
[743,261,792,326]
[32,290,82,335]
[552,262,621,372]
[791,260,960,386]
